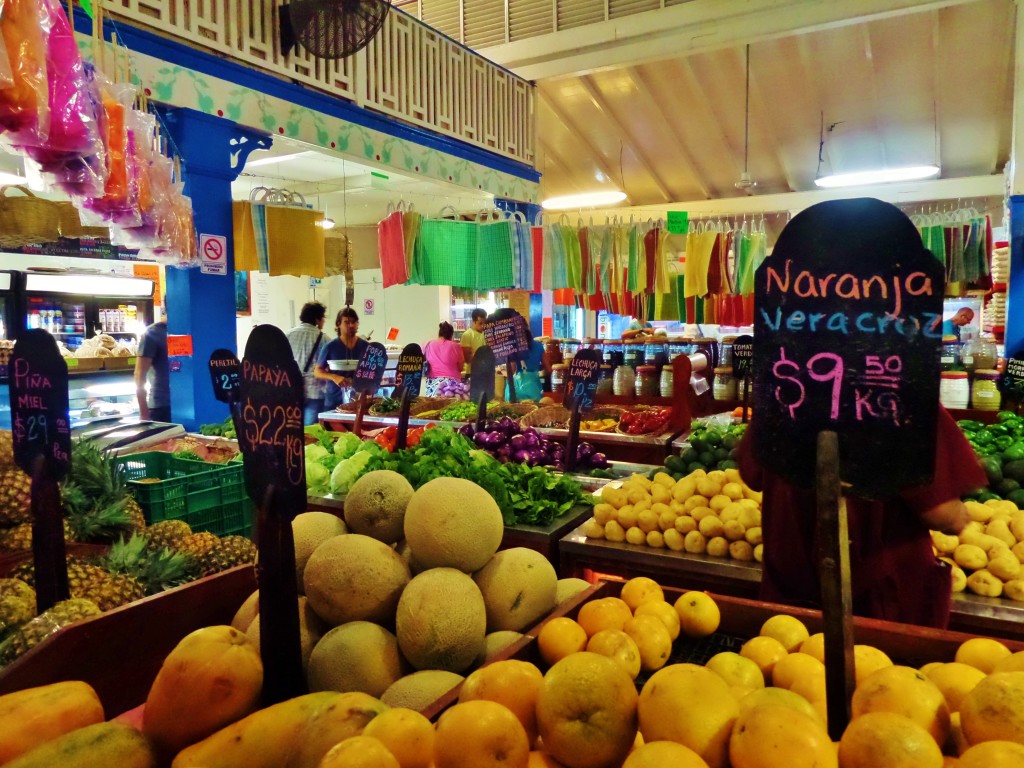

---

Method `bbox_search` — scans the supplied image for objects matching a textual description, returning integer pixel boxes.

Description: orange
[623,615,672,672]
[622,740,710,768]
[535,652,638,768]
[958,740,1024,768]
[770,652,824,691]
[854,644,894,685]
[362,708,435,768]
[537,618,588,666]
[318,735,401,768]
[637,663,738,768]
[992,650,1024,674]
[460,660,544,746]
[955,637,1012,674]
[736,687,825,728]
[851,665,950,746]
[728,704,837,768]
[800,632,826,663]
[758,614,810,653]
[960,671,1024,746]
[922,663,986,714]
[837,711,943,768]
[527,751,567,767]
[576,597,633,638]
[434,700,530,768]
[788,663,826,705]
[585,629,641,680]
[705,652,765,690]
[619,577,664,611]
[633,600,681,641]
[738,636,788,683]
[675,592,721,638]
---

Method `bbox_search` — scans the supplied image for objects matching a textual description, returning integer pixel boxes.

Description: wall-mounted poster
[235,271,251,316]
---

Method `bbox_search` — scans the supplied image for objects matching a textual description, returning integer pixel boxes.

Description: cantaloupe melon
[345,471,414,545]
[307,621,405,698]
[403,478,503,572]
[477,631,526,665]
[473,548,558,632]
[396,568,486,673]
[292,512,348,591]
[304,534,411,626]
[556,578,592,605]
[381,670,465,711]
[231,590,260,631]
[245,596,326,671]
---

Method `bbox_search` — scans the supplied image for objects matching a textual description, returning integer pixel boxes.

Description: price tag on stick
[351,342,388,437]
[209,348,241,404]
[484,310,532,405]
[732,335,753,423]
[563,349,602,472]
[470,346,497,430]
[237,324,305,704]
[1000,352,1024,403]
[10,329,72,611]
[394,343,425,400]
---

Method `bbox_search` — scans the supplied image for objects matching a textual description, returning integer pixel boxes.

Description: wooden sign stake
[507,360,518,404]
[255,484,304,705]
[395,386,414,451]
[30,455,69,611]
[476,391,489,431]
[352,391,369,438]
[816,430,855,741]
[742,377,750,424]
[564,399,582,473]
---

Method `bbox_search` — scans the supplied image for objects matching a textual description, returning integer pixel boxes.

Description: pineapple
[178,532,220,560]
[0,598,100,666]
[104,535,198,595]
[0,519,74,552]
[144,520,193,552]
[66,497,134,544]
[0,578,35,638]
[0,466,32,526]
[11,559,145,611]
[196,535,257,576]
[60,438,143,539]
[0,429,13,467]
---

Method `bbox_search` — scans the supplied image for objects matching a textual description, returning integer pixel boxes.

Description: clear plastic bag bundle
[0,0,51,146]
[80,79,140,228]
[48,62,108,199]
[109,111,161,248]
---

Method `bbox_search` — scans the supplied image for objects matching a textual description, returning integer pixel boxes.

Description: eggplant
[458,424,475,437]
[482,431,506,448]
[589,452,609,469]
[509,434,529,451]
[513,448,534,465]
[523,430,541,448]
[473,431,490,447]
[496,445,512,461]
[576,442,595,459]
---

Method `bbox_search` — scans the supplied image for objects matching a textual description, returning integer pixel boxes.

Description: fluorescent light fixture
[25,273,153,297]
[814,165,940,189]
[244,151,311,169]
[0,171,27,185]
[541,190,627,210]
[318,217,336,230]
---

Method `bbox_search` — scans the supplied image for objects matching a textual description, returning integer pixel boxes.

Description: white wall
[336,268,450,349]
[236,272,317,352]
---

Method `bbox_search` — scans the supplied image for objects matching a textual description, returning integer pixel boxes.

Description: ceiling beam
[577,75,673,203]
[675,57,743,190]
[629,66,712,200]
[536,136,584,192]
[478,0,987,81]
[537,88,623,199]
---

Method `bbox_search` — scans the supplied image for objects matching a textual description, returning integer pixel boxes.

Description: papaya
[0,681,105,764]
[143,625,263,754]
[4,721,155,768]
[172,691,388,768]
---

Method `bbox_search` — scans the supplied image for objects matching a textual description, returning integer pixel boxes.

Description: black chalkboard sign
[1001,352,1024,400]
[209,348,241,403]
[394,343,425,399]
[483,309,531,362]
[752,198,943,497]
[470,345,497,404]
[565,348,602,412]
[237,325,306,516]
[352,342,388,395]
[11,329,71,478]
[733,334,754,379]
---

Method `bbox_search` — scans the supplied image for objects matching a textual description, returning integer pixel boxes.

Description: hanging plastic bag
[507,368,543,402]
[46,61,107,199]
[378,201,409,288]
[0,0,51,144]
[0,27,14,91]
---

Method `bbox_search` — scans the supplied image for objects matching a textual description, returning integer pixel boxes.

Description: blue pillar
[1008,195,1024,358]
[161,107,271,430]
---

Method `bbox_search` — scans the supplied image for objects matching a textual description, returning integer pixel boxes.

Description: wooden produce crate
[0,565,256,716]
[500,505,595,569]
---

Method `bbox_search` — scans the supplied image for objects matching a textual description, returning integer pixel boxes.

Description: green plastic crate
[113,452,253,537]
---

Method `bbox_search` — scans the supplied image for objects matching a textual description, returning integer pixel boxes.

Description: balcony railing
[108,0,536,166]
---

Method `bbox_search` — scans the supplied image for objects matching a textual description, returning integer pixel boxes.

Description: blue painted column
[160,107,271,430]
[1007,195,1024,358]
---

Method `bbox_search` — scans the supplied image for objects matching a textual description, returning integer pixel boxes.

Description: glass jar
[561,338,581,360]
[582,337,601,350]
[613,365,636,396]
[551,363,569,394]
[667,337,693,362]
[623,340,646,369]
[963,338,998,373]
[939,370,970,410]
[941,335,962,372]
[718,336,738,370]
[543,338,563,374]
[713,366,736,401]
[597,364,614,395]
[644,339,668,371]
[659,366,674,399]
[972,369,1002,411]
[635,365,659,397]
[603,340,624,369]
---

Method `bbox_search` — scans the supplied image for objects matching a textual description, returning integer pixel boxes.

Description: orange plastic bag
[0,0,50,142]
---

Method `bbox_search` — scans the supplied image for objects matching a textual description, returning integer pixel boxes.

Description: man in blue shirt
[134,320,170,422]
[314,307,369,409]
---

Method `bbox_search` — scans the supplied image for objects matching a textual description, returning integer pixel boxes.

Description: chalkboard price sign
[394,344,425,398]
[1001,353,1024,400]
[752,198,944,497]
[352,342,388,395]
[564,349,602,412]
[209,348,241,403]
[237,325,306,516]
[733,335,754,379]
[470,345,497,404]
[483,310,531,362]
[10,329,71,479]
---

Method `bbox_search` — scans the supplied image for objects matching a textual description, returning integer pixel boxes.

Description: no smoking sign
[200,234,228,275]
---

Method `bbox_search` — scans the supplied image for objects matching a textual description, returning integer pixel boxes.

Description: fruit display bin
[113,451,253,537]
[417,578,1024,721]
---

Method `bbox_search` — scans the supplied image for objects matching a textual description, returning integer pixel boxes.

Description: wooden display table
[558,525,1024,642]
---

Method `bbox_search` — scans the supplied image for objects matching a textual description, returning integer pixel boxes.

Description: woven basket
[334,397,379,414]
[486,402,538,420]
[616,406,673,436]
[409,397,450,416]
[57,202,109,240]
[520,406,571,430]
[579,405,624,432]
[0,186,60,247]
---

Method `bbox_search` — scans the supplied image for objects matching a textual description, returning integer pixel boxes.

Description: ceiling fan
[734,44,758,194]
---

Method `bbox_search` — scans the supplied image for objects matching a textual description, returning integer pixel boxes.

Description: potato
[745,526,763,546]
[706,536,729,557]
[698,515,725,539]
[672,478,697,502]
[600,486,627,509]
[684,530,707,554]
[966,569,1003,597]
[1012,541,1024,564]
[954,544,989,571]
[989,553,1022,582]
[729,541,755,561]
[691,505,717,522]
[951,565,967,593]
[753,543,763,562]
[959,530,1002,552]
[652,472,675,489]
[931,531,959,555]
[604,520,626,542]
[581,519,605,539]
[626,526,647,545]
[986,520,1017,548]
[722,520,746,542]
[674,516,697,535]
[592,503,616,526]
[1003,580,1024,602]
